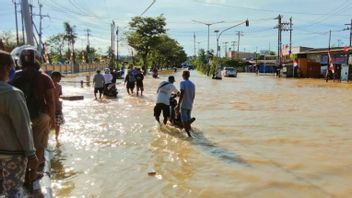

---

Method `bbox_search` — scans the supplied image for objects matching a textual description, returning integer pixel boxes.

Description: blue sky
[1,0,351,56]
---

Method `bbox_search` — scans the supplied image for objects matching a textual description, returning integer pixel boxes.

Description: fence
[42,63,106,74]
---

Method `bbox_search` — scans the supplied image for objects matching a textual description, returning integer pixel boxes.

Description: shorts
[154,103,170,119]
[94,87,103,94]
[180,108,191,123]
[127,82,135,90]
[137,84,144,91]
[55,111,65,126]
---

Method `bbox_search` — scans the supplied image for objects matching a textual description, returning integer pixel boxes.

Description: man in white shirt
[154,76,179,125]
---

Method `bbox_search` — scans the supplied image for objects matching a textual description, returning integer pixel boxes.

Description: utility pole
[275,15,282,66]
[21,0,34,45]
[13,0,19,45]
[21,8,25,43]
[36,1,49,54]
[192,20,224,53]
[232,41,236,58]
[84,28,91,63]
[289,17,294,77]
[116,26,119,63]
[275,15,290,75]
[344,19,352,47]
[193,32,196,57]
[329,30,332,49]
[224,41,228,57]
[214,30,219,56]
[236,31,244,58]
[111,21,116,63]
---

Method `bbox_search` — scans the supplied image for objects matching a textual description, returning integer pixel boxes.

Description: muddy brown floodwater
[51,71,352,198]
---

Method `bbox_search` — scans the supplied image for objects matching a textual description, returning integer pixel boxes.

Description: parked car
[222,67,237,77]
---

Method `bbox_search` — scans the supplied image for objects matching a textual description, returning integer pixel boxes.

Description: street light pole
[216,20,249,58]
[192,20,224,53]
[214,30,219,56]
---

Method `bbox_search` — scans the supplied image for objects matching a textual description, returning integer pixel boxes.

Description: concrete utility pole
[345,19,352,47]
[236,31,244,58]
[275,15,282,66]
[37,1,49,54]
[111,21,116,60]
[116,26,119,62]
[289,17,294,77]
[224,41,229,57]
[274,15,290,68]
[85,28,91,63]
[13,0,19,45]
[193,32,196,57]
[21,0,34,45]
[214,30,219,56]
[21,8,25,43]
[192,20,224,53]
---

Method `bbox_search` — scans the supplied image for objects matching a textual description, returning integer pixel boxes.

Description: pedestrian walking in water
[154,76,179,125]
[51,71,65,141]
[0,50,38,197]
[135,68,144,96]
[124,69,136,95]
[93,70,105,100]
[10,46,55,194]
[176,70,195,137]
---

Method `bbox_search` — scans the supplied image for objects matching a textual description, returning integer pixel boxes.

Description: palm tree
[63,22,77,67]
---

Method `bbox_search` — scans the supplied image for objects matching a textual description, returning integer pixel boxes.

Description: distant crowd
[0,46,196,197]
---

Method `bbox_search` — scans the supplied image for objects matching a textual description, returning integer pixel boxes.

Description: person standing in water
[135,68,144,96]
[93,70,105,100]
[50,71,65,141]
[154,76,179,125]
[124,69,136,95]
[176,71,195,137]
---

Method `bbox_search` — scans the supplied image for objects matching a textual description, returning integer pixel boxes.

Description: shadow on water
[161,125,250,167]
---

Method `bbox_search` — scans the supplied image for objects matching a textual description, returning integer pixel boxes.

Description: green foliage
[46,33,65,63]
[151,35,187,69]
[192,49,215,75]
[63,22,77,62]
[127,16,167,73]
[0,31,23,52]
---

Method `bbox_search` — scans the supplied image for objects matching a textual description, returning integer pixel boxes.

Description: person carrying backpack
[124,69,136,95]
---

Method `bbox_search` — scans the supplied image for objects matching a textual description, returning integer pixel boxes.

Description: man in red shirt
[11,47,56,186]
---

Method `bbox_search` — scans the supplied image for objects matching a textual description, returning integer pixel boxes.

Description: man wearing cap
[154,76,179,125]
[0,50,38,197]
[10,47,56,185]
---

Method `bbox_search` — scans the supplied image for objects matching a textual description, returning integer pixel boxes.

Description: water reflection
[160,125,248,166]
[51,143,77,197]
[52,71,352,197]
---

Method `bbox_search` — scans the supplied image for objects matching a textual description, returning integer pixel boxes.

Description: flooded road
[51,71,352,197]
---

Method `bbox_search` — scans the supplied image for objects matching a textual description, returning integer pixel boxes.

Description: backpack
[11,70,42,119]
[128,74,136,82]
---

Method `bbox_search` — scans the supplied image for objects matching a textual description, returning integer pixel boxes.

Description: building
[226,50,256,60]
[296,47,352,80]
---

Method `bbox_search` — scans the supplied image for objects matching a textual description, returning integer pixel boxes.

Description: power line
[192,0,352,17]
